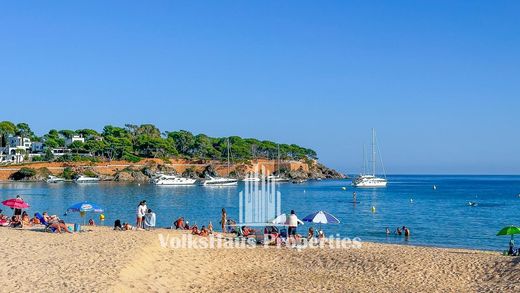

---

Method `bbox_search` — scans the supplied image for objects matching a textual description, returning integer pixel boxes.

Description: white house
[65,135,85,146]
[0,136,32,163]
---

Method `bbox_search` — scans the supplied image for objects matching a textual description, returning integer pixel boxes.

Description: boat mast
[362,144,366,175]
[227,137,230,176]
[371,128,376,176]
[277,144,280,175]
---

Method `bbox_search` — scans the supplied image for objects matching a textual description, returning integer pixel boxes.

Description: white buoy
[138,183,141,186]
[410,198,413,203]
[371,206,376,213]
[433,185,437,190]
[342,187,347,191]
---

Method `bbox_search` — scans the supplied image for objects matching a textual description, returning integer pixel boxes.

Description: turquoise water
[1,175,519,251]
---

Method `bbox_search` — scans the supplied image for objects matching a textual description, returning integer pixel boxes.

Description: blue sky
[1,1,519,174]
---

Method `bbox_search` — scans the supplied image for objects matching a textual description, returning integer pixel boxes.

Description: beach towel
[144,212,156,229]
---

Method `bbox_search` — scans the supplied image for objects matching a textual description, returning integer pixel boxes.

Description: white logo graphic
[238,166,281,226]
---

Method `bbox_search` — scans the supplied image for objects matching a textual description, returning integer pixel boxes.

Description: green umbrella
[496,226,520,240]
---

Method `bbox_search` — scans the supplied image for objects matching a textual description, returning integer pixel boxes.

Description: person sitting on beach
[318,230,325,239]
[114,219,123,231]
[191,224,199,235]
[10,216,22,228]
[208,221,213,234]
[42,212,51,223]
[199,225,209,237]
[88,218,96,226]
[21,211,31,227]
[184,221,190,230]
[241,226,256,237]
[509,239,515,255]
[123,222,133,231]
[30,213,41,225]
[174,217,184,229]
[0,213,9,226]
[307,227,315,241]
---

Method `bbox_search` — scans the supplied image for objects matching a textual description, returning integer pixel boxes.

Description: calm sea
[1,175,519,251]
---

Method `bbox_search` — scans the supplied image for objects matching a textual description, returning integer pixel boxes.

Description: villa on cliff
[0,135,77,164]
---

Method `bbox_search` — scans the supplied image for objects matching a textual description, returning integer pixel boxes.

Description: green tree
[167,130,195,157]
[0,121,16,147]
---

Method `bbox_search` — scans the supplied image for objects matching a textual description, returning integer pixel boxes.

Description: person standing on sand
[136,201,145,229]
[287,210,303,245]
[221,208,227,233]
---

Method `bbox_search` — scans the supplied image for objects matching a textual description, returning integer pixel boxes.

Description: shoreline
[0,226,516,292]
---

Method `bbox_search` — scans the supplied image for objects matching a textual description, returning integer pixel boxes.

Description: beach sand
[0,226,518,292]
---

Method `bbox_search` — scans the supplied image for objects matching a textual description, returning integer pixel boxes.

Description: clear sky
[1,1,519,174]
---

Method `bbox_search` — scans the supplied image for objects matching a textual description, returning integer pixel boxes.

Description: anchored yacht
[154,174,197,185]
[202,176,238,186]
[46,175,65,183]
[352,128,387,187]
[74,175,100,183]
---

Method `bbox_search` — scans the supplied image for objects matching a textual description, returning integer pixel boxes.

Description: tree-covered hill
[0,121,317,163]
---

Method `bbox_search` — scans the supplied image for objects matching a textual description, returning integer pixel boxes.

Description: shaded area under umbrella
[67,201,104,225]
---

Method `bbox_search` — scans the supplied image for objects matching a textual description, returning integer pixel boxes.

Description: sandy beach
[0,226,518,292]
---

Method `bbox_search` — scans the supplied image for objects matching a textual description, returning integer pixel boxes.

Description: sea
[1,175,519,251]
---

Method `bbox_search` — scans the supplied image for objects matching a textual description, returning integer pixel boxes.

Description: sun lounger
[35,213,55,232]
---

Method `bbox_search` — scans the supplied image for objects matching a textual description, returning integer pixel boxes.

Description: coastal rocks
[114,170,149,182]
[202,165,218,177]
[9,167,51,181]
[307,163,345,179]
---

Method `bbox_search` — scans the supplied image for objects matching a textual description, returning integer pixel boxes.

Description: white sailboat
[268,144,290,182]
[352,128,387,187]
[202,138,238,186]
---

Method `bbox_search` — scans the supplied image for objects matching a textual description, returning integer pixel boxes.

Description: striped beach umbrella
[302,211,340,224]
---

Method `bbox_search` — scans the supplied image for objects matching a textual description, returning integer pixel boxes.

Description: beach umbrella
[303,211,340,232]
[303,211,340,224]
[271,213,288,224]
[2,198,29,209]
[67,201,104,225]
[496,225,520,241]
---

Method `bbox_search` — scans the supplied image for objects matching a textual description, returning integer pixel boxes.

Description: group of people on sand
[0,207,72,233]
[172,216,214,236]
[386,226,411,237]
[113,200,157,231]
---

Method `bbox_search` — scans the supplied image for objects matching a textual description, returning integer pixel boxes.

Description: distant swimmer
[410,198,413,203]
[468,201,478,207]
[353,191,357,202]
[433,185,437,190]
[342,187,347,191]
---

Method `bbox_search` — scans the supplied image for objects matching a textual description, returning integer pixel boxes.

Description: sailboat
[352,128,387,187]
[202,138,238,186]
[267,144,290,182]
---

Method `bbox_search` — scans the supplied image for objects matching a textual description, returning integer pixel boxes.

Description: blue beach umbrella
[67,201,104,225]
[303,211,340,232]
[67,201,104,213]
[303,211,340,224]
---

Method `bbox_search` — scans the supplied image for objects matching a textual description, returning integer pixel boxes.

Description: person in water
[386,227,391,235]
[404,227,410,237]
[353,191,357,202]
[396,227,402,235]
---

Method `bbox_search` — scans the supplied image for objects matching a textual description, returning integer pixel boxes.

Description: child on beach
[88,218,96,226]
